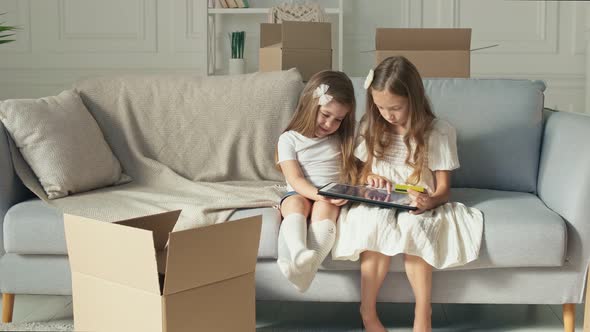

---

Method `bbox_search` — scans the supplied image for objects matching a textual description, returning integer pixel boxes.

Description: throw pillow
[0,89,130,199]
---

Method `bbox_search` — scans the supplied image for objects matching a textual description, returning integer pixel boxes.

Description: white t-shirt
[277,130,341,192]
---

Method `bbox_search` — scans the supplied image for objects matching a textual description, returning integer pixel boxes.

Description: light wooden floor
[0,295,585,331]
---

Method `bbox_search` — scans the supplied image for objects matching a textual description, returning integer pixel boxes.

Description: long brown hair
[360,56,435,185]
[277,70,358,184]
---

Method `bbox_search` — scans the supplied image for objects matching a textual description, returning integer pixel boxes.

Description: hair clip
[363,69,374,90]
[313,84,333,106]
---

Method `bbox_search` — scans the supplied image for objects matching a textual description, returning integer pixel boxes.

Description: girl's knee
[281,195,311,216]
[311,201,340,221]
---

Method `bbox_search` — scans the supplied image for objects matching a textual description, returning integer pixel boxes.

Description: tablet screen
[318,182,417,210]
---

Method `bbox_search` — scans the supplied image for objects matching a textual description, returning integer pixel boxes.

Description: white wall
[0,0,586,113]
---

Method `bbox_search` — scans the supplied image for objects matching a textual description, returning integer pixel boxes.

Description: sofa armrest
[0,122,31,255]
[538,110,590,272]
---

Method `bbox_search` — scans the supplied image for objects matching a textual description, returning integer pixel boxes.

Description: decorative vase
[228,58,245,75]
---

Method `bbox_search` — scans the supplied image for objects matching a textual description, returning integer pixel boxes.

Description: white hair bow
[363,69,374,89]
[313,84,333,106]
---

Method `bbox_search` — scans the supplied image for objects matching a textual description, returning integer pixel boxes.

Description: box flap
[64,214,161,295]
[260,23,282,48]
[115,210,180,251]
[259,47,282,73]
[282,21,331,50]
[163,215,262,295]
[376,28,471,51]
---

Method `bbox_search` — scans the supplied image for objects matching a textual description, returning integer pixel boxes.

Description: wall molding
[186,0,202,39]
[173,0,204,53]
[453,0,558,54]
[41,0,158,53]
[401,0,410,28]
[401,0,424,28]
[573,2,585,55]
[58,0,146,40]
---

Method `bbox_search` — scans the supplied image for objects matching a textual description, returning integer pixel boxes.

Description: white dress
[331,119,484,269]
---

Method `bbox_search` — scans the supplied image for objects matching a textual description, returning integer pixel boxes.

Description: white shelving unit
[203,1,344,75]
[208,8,341,14]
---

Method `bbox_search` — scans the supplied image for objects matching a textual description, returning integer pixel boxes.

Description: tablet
[318,182,418,211]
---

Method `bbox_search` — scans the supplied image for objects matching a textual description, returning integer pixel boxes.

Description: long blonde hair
[277,70,358,184]
[361,56,435,185]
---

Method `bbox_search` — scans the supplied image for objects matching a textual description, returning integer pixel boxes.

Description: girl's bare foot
[413,305,432,332]
[360,306,387,332]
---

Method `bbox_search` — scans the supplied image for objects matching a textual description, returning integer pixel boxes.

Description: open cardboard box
[259,21,332,81]
[64,210,262,332]
[375,28,474,78]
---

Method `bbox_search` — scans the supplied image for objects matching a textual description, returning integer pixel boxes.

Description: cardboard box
[259,21,332,81]
[64,210,262,332]
[375,28,472,78]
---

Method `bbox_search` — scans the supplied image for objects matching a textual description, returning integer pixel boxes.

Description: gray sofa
[1,75,589,331]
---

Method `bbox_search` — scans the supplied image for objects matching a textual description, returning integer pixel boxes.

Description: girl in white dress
[276,71,358,292]
[331,57,484,332]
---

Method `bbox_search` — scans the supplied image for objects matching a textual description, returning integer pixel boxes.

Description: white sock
[290,219,336,293]
[277,214,317,281]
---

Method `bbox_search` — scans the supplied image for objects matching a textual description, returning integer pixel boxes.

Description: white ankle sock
[290,219,336,293]
[277,214,317,282]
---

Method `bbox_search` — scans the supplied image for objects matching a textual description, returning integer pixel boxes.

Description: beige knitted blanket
[11,70,303,231]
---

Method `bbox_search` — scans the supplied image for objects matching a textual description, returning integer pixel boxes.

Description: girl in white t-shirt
[276,70,358,292]
[332,56,484,332]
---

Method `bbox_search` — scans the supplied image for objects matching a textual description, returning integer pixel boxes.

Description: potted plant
[0,13,17,44]
[228,31,245,75]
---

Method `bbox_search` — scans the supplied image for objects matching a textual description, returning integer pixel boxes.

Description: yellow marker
[394,184,425,193]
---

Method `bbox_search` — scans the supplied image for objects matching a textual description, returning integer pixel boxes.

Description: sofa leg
[563,303,575,332]
[2,293,15,323]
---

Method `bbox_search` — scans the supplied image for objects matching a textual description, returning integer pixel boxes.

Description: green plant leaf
[0,25,18,32]
[0,12,20,44]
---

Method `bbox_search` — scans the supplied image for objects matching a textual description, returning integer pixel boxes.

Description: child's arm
[279,160,327,202]
[431,170,451,202]
[407,170,451,214]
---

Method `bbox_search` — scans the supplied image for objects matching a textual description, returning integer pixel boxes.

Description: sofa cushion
[320,188,566,271]
[351,78,545,193]
[3,199,66,254]
[5,187,566,270]
[3,199,281,258]
[0,89,130,199]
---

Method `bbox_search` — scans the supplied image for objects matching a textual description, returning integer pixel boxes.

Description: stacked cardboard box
[375,28,472,78]
[259,21,332,81]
